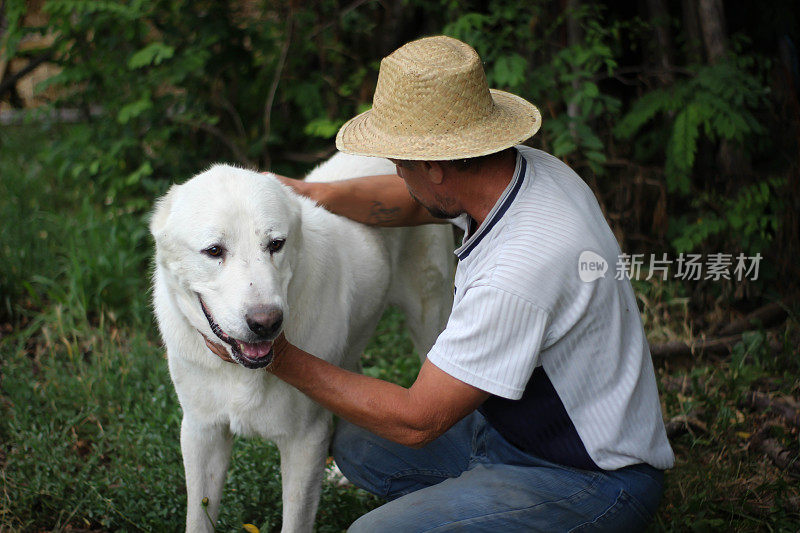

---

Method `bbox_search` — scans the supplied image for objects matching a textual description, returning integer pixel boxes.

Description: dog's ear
[150,185,178,240]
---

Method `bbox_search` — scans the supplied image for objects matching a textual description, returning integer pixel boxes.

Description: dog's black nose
[245,306,283,338]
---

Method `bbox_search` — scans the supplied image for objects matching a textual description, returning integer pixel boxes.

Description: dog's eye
[203,245,225,258]
[267,238,285,254]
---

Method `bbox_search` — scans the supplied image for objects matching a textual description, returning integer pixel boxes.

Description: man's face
[391,160,460,219]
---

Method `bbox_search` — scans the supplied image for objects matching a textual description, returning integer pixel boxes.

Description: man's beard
[409,190,461,220]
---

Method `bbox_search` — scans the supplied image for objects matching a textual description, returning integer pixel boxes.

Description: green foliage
[127,42,176,69]
[543,11,622,170]
[362,307,422,388]
[443,1,623,173]
[5,0,788,272]
[1,318,184,530]
[9,0,397,214]
[304,117,346,139]
[654,319,800,531]
[0,126,57,318]
[669,177,784,255]
[615,50,770,194]
[1,123,153,325]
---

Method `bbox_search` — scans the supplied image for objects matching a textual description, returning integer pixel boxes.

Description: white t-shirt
[427,146,675,471]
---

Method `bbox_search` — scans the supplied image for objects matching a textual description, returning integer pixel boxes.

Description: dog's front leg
[276,422,332,533]
[181,415,234,533]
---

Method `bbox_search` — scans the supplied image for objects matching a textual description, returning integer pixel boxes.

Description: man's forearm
[280,174,443,227]
[269,341,435,447]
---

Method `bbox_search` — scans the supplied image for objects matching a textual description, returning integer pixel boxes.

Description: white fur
[150,153,454,532]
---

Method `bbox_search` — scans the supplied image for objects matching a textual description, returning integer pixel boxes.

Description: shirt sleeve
[426,284,550,400]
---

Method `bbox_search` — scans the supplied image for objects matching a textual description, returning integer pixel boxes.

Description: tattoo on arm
[368,201,402,224]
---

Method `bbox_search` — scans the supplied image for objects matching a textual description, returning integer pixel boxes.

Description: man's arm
[268,336,489,447]
[275,173,445,227]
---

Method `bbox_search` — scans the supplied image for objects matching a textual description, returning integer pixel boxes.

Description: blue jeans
[332,412,663,532]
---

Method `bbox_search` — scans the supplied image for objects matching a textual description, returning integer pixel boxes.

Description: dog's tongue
[239,341,273,359]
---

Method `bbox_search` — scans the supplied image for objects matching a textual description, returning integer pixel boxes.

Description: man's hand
[202,330,290,369]
[269,173,330,206]
[200,332,236,363]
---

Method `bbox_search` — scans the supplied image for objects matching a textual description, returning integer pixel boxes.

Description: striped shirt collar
[454,149,527,261]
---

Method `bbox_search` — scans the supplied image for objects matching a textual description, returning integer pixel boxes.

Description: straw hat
[335,35,541,161]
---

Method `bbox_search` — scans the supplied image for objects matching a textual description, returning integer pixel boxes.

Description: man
[214,35,675,531]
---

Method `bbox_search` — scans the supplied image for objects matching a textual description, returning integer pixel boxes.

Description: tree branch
[171,116,253,168]
[307,0,376,39]
[261,13,293,169]
[0,50,54,99]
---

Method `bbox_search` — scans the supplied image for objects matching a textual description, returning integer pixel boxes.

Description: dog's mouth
[199,297,274,369]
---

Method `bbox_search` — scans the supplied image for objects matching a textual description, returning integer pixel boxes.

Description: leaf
[443,13,490,41]
[582,81,600,99]
[666,103,705,194]
[128,42,175,69]
[671,106,700,170]
[614,90,670,139]
[585,150,606,163]
[0,0,27,57]
[117,96,152,124]
[124,162,153,186]
[552,132,577,157]
[490,54,527,88]
[304,118,345,139]
[242,524,260,533]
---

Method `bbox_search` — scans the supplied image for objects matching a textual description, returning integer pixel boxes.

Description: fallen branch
[650,333,744,359]
[740,390,800,428]
[715,300,790,337]
[664,412,707,439]
[750,427,800,479]
[0,105,103,125]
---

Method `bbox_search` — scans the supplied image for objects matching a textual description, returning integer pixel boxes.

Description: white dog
[150,153,454,532]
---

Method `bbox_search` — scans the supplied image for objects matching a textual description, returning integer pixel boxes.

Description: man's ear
[423,161,445,185]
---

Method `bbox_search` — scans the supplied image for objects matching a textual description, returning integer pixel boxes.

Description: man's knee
[331,419,393,498]
[331,419,367,477]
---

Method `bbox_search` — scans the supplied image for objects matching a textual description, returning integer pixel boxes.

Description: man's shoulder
[516,145,579,178]
[510,146,611,248]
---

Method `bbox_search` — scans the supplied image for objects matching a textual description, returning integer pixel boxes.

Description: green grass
[0,303,395,531]
[1,122,798,531]
[652,328,800,532]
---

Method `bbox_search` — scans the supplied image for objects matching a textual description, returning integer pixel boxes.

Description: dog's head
[151,164,302,368]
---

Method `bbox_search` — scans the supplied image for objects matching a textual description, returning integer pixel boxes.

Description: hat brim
[335,89,542,161]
